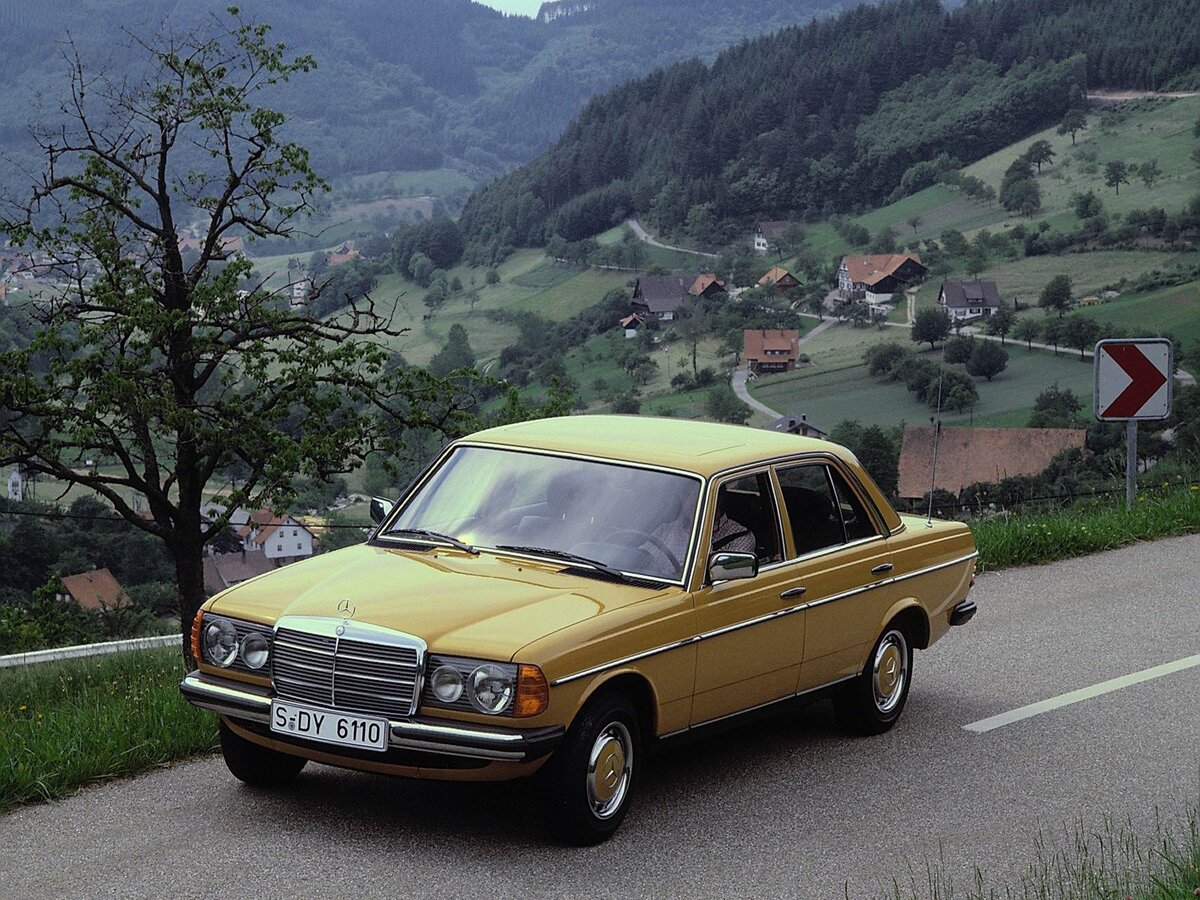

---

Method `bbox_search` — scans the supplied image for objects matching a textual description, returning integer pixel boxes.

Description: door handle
[871,563,894,575]
[780,587,807,600]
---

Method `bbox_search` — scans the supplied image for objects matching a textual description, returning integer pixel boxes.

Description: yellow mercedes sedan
[181,416,977,844]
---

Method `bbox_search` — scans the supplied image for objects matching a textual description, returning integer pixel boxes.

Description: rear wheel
[538,691,640,845]
[219,720,307,786]
[834,625,912,735]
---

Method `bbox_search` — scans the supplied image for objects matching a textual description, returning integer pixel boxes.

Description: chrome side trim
[891,551,978,585]
[551,550,980,687]
[551,636,703,686]
[660,674,858,737]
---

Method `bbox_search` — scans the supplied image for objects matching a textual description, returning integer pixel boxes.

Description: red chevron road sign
[1094,339,1173,421]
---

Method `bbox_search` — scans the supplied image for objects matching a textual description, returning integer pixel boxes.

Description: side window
[776,465,845,556]
[777,464,878,557]
[827,467,878,542]
[711,472,782,564]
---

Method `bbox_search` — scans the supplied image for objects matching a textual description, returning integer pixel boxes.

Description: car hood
[208,543,673,661]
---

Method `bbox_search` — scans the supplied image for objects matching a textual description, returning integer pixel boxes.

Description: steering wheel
[608,529,682,573]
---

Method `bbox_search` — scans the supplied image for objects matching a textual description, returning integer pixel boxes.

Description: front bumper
[180,671,563,763]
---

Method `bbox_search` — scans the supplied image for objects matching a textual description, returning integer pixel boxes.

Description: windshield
[385,446,702,582]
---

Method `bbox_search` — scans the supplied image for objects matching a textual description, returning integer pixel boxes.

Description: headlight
[467,664,514,715]
[422,656,547,717]
[240,631,270,670]
[430,665,464,703]
[202,617,239,668]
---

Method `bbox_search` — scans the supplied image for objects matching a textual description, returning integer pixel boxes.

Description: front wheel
[834,625,912,735]
[219,720,307,787]
[538,692,640,845]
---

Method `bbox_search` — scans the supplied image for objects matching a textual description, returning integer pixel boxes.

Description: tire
[834,624,913,736]
[219,720,307,787]
[538,691,640,845]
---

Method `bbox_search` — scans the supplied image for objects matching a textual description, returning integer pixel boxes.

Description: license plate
[270,700,389,752]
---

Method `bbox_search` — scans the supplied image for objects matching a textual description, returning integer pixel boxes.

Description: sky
[476,0,544,16]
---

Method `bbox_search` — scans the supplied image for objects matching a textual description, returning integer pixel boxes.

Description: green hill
[461,0,1200,257]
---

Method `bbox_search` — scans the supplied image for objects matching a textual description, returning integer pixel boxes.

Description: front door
[690,470,806,725]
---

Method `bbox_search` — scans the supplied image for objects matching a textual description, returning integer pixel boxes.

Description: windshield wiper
[388,528,478,555]
[494,545,629,582]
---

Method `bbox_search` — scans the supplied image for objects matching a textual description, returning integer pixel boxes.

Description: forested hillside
[460,0,1200,258]
[0,0,858,192]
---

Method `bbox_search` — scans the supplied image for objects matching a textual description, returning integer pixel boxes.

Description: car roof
[464,415,849,478]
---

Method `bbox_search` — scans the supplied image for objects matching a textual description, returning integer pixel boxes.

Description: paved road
[627,218,719,259]
[731,367,782,418]
[3,536,1200,899]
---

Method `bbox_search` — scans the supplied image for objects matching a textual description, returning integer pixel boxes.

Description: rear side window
[776,464,878,557]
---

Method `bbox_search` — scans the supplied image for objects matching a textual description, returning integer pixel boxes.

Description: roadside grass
[971,484,1200,572]
[876,812,1200,900]
[0,647,216,813]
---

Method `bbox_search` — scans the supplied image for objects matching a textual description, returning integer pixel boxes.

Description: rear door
[773,460,900,693]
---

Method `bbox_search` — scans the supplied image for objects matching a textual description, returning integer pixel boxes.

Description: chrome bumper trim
[180,671,562,762]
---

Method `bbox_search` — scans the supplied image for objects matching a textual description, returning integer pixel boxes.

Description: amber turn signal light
[190,610,204,664]
[514,664,549,718]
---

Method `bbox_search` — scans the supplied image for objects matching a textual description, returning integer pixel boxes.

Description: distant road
[1087,89,1199,103]
[732,317,836,419]
[4,535,1199,898]
[626,218,719,260]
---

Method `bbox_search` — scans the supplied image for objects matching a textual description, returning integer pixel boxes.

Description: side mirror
[708,551,758,583]
[369,497,394,525]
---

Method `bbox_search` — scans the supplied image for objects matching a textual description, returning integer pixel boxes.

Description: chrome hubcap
[586,721,633,819]
[872,630,908,714]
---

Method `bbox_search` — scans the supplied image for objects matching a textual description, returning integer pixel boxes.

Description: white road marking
[964,652,1200,733]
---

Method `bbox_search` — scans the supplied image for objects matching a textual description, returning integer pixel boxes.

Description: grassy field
[748,334,1097,429]
[0,648,216,812]
[338,168,476,198]
[964,96,1200,226]
[565,332,732,410]
[1068,278,1200,350]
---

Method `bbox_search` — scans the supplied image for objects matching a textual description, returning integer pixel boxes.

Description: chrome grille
[271,617,424,719]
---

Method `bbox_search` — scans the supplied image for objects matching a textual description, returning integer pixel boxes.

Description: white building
[239,511,316,560]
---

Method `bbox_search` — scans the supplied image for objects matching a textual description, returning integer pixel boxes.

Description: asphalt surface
[3,535,1199,899]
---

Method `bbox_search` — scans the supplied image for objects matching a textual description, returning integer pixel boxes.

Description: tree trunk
[174,531,207,668]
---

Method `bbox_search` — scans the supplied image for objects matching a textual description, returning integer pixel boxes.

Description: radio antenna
[926,331,948,527]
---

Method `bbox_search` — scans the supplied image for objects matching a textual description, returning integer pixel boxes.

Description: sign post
[1094,339,1173,508]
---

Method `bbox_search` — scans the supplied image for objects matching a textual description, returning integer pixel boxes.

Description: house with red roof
[837,254,927,305]
[57,568,131,611]
[743,329,801,375]
[238,509,316,561]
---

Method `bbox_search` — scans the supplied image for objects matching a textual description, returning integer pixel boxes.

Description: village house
[766,413,827,438]
[618,312,647,339]
[57,568,131,611]
[757,266,801,290]
[237,508,317,561]
[327,244,360,267]
[632,273,725,322]
[897,426,1087,501]
[752,221,788,256]
[688,273,726,297]
[837,254,927,304]
[743,329,801,376]
[203,550,278,596]
[938,280,1002,321]
[290,276,313,308]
